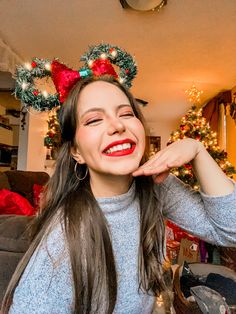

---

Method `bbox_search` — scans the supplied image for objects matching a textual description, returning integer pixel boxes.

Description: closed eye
[120,112,135,118]
[84,118,103,126]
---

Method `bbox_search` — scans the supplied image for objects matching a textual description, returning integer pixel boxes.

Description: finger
[133,163,170,177]
[153,171,170,184]
[132,168,146,177]
[137,151,164,169]
[135,156,169,175]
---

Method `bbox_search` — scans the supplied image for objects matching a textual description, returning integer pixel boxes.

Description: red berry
[31,61,37,68]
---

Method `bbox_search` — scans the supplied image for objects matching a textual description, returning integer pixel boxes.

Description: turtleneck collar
[96,181,136,214]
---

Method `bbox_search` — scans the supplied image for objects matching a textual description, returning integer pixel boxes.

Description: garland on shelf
[14,44,137,112]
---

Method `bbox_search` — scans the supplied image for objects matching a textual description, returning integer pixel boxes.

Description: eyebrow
[80,104,132,119]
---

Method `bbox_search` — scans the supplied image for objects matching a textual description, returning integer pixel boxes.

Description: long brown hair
[2,76,167,313]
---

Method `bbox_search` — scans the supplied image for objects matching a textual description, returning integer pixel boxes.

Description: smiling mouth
[103,142,136,156]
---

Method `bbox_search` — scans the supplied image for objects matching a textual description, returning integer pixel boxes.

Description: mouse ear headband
[14,44,137,112]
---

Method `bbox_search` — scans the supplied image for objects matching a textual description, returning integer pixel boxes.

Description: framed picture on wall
[149,136,161,156]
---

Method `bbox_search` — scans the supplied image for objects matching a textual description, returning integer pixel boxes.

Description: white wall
[17,110,48,172]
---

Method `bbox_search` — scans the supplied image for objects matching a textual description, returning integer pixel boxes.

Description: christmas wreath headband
[14,43,137,112]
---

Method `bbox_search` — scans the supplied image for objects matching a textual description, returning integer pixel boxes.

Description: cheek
[135,121,146,146]
[75,127,100,155]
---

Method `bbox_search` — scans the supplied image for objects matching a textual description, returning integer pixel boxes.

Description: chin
[108,163,140,176]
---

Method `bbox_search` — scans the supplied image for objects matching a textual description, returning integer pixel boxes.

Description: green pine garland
[14,44,137,112]
[80,43,137,88]
[14,58,60,112]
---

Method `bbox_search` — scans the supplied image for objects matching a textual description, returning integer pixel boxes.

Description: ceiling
[0,0,235,127]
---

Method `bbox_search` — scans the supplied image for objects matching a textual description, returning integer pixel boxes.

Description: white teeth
[105,143,132,154]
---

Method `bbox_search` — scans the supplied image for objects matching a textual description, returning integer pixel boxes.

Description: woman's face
[73,81,146,179]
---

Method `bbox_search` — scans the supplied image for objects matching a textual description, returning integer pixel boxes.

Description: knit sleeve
[155,174,236,246]
[9,222,74,314]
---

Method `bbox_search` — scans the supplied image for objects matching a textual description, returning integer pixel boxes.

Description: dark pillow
[0,172,10,190]
[0,215,34,305]
[5,171,49,205]
[0,189,35,216]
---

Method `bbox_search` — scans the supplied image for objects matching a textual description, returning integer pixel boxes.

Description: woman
[2,75,236,314]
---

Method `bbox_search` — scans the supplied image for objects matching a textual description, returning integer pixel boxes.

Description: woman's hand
[132,138,203,183]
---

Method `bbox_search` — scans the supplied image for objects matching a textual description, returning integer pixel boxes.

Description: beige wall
[17,110,51,174]
[146,119,178,149]
[0,91,20,110]
[0,127,13,145]
[0,104,5,115]
[12,125,19,146]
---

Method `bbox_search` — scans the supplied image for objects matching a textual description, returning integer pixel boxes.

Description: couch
[0,214,34,305]
[0,170,50,206]
[0,170,49,305]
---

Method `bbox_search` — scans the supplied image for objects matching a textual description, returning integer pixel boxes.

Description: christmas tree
[44,111,61,159]
[166,86,236,264]
[168,104,236,189]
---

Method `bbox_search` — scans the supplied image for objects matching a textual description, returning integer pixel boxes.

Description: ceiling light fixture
[120,0,168,12]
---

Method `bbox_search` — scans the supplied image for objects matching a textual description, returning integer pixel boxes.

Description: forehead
[77,81,130,115]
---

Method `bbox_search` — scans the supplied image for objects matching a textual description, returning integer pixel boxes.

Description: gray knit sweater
[9,175,236,313]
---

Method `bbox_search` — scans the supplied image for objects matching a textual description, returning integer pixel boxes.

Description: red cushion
[33,184,44,209]
[0,189,35,216]
[166,220,199,242]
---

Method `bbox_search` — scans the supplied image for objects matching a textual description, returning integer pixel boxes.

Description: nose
[107,117,126,135]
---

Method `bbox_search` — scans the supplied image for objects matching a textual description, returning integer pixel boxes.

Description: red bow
[51,59,118,103]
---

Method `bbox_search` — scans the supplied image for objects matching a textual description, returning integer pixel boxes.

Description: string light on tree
[168,105,236,189]
[185,84,204,104]
[44,110,61,159]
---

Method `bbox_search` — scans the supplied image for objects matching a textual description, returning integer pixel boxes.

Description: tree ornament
[168,105,236,188]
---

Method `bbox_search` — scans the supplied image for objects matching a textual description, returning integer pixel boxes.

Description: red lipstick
[103,139,136,157]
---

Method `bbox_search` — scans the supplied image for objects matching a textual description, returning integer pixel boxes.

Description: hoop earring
[74,163,88,181]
